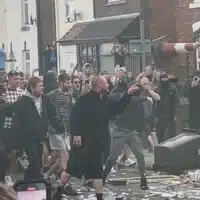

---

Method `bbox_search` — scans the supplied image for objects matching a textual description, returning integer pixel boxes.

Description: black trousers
[24,140,43,181]
[156,118,176,143]
[0,140,7,182]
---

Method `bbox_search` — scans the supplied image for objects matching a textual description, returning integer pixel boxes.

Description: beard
[62,87,71,93]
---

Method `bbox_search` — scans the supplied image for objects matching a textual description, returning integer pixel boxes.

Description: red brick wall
[150,0,176,42]
[151,0,200,76]
[174,0,198,42]
[93,0,140,18]
[150,0,200,42]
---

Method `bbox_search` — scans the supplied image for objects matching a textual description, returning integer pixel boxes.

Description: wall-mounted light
[30,15,37,25]
[0,8,6,13]
[23,41,27,51]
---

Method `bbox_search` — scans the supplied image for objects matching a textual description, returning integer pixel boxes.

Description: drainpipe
[139,1,146,70]
[36,0,43,74]
[55,0,61,73]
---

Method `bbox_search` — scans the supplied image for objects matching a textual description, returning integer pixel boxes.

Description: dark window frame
[77,44,100,74]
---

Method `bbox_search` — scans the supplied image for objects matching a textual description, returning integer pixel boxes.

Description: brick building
[58,0,152,75]
[150,0,176,42]
[57,0,200,76]
[151,0,200,43]
[150,0,200,78]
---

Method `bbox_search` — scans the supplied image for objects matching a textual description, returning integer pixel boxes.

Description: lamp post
[139,3,146,70]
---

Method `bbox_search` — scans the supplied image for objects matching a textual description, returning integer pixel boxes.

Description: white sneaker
[42,173,49,180]
[116,154,125,164]
[124,158,136,167]
[110,167,116,173]
[5,176,13,186]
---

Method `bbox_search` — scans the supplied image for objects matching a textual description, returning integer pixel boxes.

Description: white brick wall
[0,0,39,73]
[0,0,8,53]
[55,0,94,73]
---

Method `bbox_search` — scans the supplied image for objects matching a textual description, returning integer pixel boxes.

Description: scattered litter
[17,156,29,169]
[188,170,200,182]
[161,192,177,198]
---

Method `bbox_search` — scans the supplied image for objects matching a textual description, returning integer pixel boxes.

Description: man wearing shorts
[45,73,72,181]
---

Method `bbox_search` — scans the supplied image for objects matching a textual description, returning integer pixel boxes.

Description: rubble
[147,170,200,199]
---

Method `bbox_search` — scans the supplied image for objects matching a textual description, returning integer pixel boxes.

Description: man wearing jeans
[103,86,150,190]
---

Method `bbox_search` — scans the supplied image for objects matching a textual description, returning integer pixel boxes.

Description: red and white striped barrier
[161,43,200,57]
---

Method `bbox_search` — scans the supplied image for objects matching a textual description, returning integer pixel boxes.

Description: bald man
[54,76,138,200]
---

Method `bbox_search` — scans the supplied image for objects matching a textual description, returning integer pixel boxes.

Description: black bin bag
[154,129,200,174]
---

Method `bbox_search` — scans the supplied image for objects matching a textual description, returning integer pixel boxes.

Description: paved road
[15,150,200,200]
[61,151,200,200]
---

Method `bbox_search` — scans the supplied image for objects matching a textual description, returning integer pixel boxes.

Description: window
[78,44,98,72]
[100,43,113,55]
[100,43,114,73]
[21,0,29,25]
[196,48,200,70]
[193,22,200,70]
[65,0,76,22]
[22,50,30,74]
[189,0,200,9]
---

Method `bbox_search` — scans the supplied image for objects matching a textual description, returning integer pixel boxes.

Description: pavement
[14,150,200,200]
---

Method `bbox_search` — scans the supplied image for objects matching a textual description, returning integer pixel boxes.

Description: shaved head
[140,77,149,85]
[91,76,108,93]
[91,76,103,89]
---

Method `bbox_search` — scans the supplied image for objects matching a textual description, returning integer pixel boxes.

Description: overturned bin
[154,129,200,174]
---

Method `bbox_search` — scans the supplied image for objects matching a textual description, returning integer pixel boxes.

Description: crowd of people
[0,62,199,200]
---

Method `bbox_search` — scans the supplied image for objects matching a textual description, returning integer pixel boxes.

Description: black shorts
[67,141,103,180]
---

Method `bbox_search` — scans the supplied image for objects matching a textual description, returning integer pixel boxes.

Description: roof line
[59,36,115,43]
[94,13,140,22]
[67,13,139,24]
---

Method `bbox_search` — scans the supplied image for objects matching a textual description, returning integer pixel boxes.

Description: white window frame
[21,0,29,26]
[22,50,30,74]
[189,0,200,9]
[193,22,200,70]
[196,48,200,71]
[65,0,76,22]
[194,0,200,3]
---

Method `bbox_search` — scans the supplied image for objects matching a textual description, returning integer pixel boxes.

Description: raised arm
[147,89,160,101]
